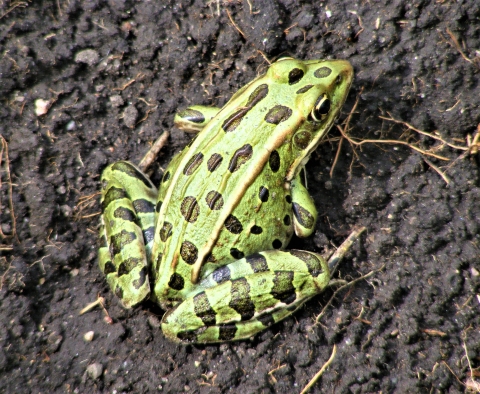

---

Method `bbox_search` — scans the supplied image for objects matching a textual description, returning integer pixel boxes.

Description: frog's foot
[161,249,330,344]
[99,161,158,308]
[174,105,221,133]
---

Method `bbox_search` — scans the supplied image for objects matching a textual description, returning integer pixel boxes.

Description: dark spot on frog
[168,273,185,290]
[228,144,253,173]
[224,214,243,234]
[250,225,263,234]
[245,253,268,272]
[162,171,171,183]
[272,239,282,249]
[269,150,281,172]
[288,68,304,85]
[228,278,255,321]
[180,241,198,265]
[113,206,136,223]
[180,196,200,223]
[264,105,292,125]
[271,271,296,304]
[296,85,313,94]
[314,66,332,78]
[103,260,115,275]
[207,153,223,172]
[133,198,155,213]
[133,266,147,289]
[102,186,127,210]
[211,266,231,284]
[193,291,217,326]
[205,190,224,210]
[259,186,269,202]
[230,248,245,259]
[218,324,237,341]
[110,229,137,256]
[183,153,204,176]
[160,221,173,242]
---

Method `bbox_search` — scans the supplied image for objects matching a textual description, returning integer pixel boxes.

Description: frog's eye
[310,94,331,122]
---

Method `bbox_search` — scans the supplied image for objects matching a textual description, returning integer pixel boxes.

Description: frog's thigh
[99,161,158,308]
[161,249,330,344]
[174,105,221,133]
[290,172,318,237]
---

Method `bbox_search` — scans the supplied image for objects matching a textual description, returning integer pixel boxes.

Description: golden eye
[310,94,330,122]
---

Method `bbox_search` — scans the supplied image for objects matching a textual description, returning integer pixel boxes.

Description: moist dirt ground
[1,1,479,393]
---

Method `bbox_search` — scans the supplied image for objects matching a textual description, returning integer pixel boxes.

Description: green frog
[98,58,354,343]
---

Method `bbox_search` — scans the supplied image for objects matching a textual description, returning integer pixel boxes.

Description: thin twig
[379,115,468,151]
[337,125,451,161]
[423,157,451,184]
[300,345,337,394]
[329,88,362,177]
[257,50,271,65]
[0,0,29,20]
[463,341,476,382]
[445,28,476,67]
[267,363,286,384]
[330,136,344,178]
[327,227,366,274]
[112,72,144,91]
[225,8,246,39]
[441,361,466,388]
[316,265,385,323]
[0,136,17,241]
[138,131,170,172]
[347,10,364,39]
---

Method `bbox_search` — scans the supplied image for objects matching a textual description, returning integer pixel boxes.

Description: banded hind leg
[161,229,365,344]
[99,161,158,308]
[161,250,330,343]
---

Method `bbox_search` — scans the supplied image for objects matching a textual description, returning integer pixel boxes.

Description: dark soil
[1,1,479,393]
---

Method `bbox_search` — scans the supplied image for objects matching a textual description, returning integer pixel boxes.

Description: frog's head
[265,57,354,178]
[266,58,353,123]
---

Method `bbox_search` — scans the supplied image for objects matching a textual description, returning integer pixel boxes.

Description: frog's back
[152,58,353,305]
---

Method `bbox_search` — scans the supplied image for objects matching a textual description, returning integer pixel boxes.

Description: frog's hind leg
[99,161,158,308]
[161,249,331,343]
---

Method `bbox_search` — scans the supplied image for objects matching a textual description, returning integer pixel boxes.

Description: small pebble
[34,99,51,116]
[86,362,103,380]
[110,94,124,107]
[66,120,76,130]
[84,331,95,342]
[70,268,79,277]
[123,105,138,128]
[60,204,72,217]
[75,49,100,66]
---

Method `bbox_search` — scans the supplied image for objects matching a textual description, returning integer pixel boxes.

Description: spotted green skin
[99,58,354,343]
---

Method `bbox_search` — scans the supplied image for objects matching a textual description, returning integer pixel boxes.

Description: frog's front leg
[161,249,331,344]
[290,171,318,237]
[99,161,158,308]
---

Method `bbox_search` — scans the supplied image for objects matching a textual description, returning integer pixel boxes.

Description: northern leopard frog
[99,58,354,343]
